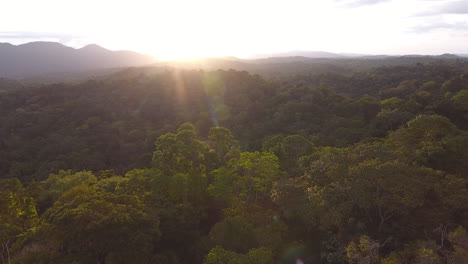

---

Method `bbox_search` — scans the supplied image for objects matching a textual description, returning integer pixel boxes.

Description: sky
[1,0,467,59]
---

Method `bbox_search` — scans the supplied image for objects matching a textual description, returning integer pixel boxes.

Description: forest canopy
[0,60,467,264]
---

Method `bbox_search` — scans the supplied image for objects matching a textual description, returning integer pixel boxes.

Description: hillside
[0,42,156,79]
[1,41,465,83]
[164,55,468,79]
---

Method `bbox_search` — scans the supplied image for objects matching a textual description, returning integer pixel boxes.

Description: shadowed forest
[0,59,467,264]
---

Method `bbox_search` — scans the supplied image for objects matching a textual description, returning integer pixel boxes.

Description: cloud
[418,0,468,16]
[0,31,90,48]
[0,31,83,44]
[335,0,392,8]
[409,21,468,33]
[438,0,468,14]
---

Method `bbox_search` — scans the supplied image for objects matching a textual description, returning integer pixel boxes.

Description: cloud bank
[418,0,468,16]
[335,0,392,8]
[410,21,468,33]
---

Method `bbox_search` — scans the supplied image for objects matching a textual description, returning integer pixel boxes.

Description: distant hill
[2,42,466,82]
[252,50,346,59]
[0,77,24,90]
[0,42,156,79]
[162,54,468,79]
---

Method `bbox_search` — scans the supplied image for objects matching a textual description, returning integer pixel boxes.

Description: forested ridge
[0,60,467,264]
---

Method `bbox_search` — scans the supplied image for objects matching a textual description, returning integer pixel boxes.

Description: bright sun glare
[155,46,221,61]
[3,0,467,59]
[119,0,258,61]
[126,0,395,61]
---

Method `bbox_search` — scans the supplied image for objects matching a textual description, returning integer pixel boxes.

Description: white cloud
[0,0,467,56]
[410,22,468,33]
[417,0,468,16]
[335,0,392,8]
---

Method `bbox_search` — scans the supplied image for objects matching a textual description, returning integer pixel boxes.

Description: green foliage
[38,170,97,209]
[262,134,315,176]
[1,63,467,182]
[447,227,468,264]
[0,62,467,264]
[452,89,468,110]
[208,127,240,163]
[381,97,404,110]
[209,216,257,253]
[42,184,160,264]
[209,151,281,206]
[153,123,212,175]
[204,246,273,264]
[389,115,468,172]
[0,179,38,264]
[346,235,381,264]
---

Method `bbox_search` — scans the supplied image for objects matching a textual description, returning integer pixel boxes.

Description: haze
[1,0,467,59]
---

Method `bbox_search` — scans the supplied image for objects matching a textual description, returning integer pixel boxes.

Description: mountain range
[1,41,467,82]
[0,42,156,79]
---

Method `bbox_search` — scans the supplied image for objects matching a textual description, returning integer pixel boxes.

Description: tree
[346,235,382,264]
[209,151,281,206]
[0,179,38,264]
[447,227,468,264]
[207,127,240,163]
[209,216,257,253]
[38,170,97,210]
[153,123,212,175]
[389,115,467,172]
[43,185,160,264]
[204,246,273,264]
[262,135,314,177]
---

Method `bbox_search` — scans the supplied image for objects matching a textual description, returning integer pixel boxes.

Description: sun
[110,0,259,61]
[149,38,243,61]
[155,47,217,61]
